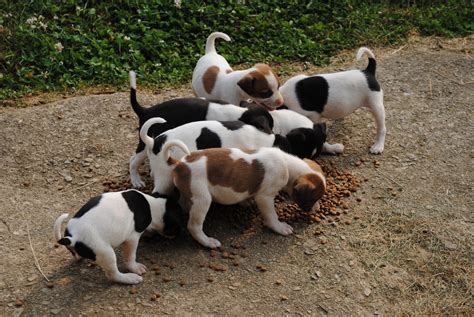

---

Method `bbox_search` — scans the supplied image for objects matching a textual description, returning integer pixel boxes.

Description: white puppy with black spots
[139,117,287,195]
[192,32,284,110]
[53,190,182,284]
[164,140,326,249]
[279,47,386,154]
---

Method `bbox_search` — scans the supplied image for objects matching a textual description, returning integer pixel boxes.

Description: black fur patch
[73,195,102,218]
[220,121,245,131]
[152,134,168,155]
[162,198,185,237]
[196,128,222,149]
[295,76,329,113]
[74,241,96,261]
[122,190,152,233]
[58,237,71,245]
[238,103,274,134]
[64,228,72,237]
[286,124,326,159]
[273,134,292,154]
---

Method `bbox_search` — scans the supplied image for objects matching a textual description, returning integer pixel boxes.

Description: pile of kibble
[102,160,361,229]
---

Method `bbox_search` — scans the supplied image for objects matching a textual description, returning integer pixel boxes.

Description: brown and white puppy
[192,32,284,110]
[164,140,326,248]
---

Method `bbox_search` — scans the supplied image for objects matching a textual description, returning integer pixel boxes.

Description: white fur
[270,109,344,155]
[140,117,276,195]
[53,190,168,285]
[279,47,386,154]
[192,32,284,109]
[167,144,326,248]
[129,70,136,90]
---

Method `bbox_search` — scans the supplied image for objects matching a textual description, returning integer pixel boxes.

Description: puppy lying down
[164,140,326,249]
[53,190,182,284]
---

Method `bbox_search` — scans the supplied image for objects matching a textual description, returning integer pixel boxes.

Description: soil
[1,36,473,316]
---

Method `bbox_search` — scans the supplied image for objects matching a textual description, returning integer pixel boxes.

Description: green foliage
[0,0,472,100]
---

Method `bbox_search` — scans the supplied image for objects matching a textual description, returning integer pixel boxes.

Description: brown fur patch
[241,148,257,154]
[292,173,326,212]
[203,66,220,94]
[206,149,264,195]
[303,159,324,175]
[255,63,281,87]
[237,71,271,98]
[185,151,205,163]
[173,163,193,211]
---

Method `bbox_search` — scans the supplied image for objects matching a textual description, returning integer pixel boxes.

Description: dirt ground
[1,36,473,316]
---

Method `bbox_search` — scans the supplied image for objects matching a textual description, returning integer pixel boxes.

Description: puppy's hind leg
[96,245,143,284]
[129,144,148,188]
[187,194,221,249]
[122,233,147,275]
[255,195,293,236]
[368,92,386,154]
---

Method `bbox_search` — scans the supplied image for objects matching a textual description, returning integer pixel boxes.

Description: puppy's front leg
[187,195,221,249]
[122,234,147,275]
[254,195,293,236]
[96,245,143,284]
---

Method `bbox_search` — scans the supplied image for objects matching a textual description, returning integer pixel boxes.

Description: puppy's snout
[275,97,284,107]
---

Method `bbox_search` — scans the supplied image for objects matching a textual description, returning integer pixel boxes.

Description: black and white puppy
[269,108,344,158]
[139,117,288,195]
[53,190,182,284]
[279,47,385,154]
[129,71,273,188]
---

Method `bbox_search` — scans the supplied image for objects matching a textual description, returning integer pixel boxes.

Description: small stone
[349,260,355,266]
[50,308,62,315]
[129,287,138,294]
[363,287,371,297]
[320,237,328,245]
[207,277,215,283]
[162,277,172,283]
[275,279,283,285]
[280,295,288,301]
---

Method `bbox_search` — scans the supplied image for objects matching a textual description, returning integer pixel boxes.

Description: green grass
[0,1,472,101]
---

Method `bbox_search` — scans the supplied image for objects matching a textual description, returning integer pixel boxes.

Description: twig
[377,170,405,189]
[391,44,408,55]
[26,218,50,282]
[66,178,100,193]
[429,77,433,98]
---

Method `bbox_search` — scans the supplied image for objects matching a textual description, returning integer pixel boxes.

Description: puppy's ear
[293,182,317,212]
[58,237,71,246]
[286,129,307,158]
[237,74,256,95]
[162,197,186,238]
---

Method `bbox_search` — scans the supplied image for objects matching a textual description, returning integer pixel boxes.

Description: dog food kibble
[162,277,172,283]
[129,287,138,294]
[15,298,24,307]
[280,295,289,301]
[207,277,215,283]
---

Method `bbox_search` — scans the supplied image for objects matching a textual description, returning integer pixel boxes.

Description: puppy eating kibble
[139,117,289,195]
[128,71,273,188]
[192,32,284,110]
[279,47,386,153]
[269,108,344,158]
[53,190,182,284]
[163,140,326,248]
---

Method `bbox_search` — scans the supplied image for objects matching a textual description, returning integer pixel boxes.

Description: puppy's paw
[206,237,222,249]
[131,177,145,189]
[114,273,143,285]
[127,262,147,275]
[323,142,344,155]
[269,221,294,236]
[370,143,384,154]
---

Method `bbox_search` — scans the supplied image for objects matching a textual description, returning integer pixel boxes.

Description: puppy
[279,47,386,154]
[270,108,345,158]
[164,140,326,248]
[139,117,289,195]
[53,190,182,284]
[129,71,273,188]
[192,32,284,110]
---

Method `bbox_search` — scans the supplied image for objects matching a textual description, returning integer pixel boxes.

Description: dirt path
[1,37,473,316]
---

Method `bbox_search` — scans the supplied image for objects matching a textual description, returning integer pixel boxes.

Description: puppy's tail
[140,117,167,150]
[356,47,376,76]
[205,32,231,54]
[53,213,71,245]
[162,139,191,166]
[129,71,144,117]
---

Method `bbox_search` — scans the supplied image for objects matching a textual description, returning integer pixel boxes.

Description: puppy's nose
[275,98,284,107]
